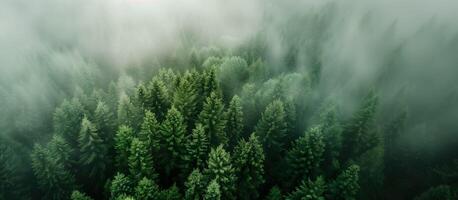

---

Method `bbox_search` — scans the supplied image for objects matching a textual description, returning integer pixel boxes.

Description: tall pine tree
[204,145,237,200]
[197,92,227,147]
[224,95,244,150]
[128,138,158,182]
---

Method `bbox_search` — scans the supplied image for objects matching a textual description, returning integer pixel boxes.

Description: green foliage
[266,186,283,200]
[173,71,199,130]
[329,165,360,200]
[114,125,135,171]
[78,117,108,180]
[53,98,85,149]
[159,107,186,178]
[225,95,244,149]
[145,78,171,121]
[128,138,158,181]
[94,101,116,149]
[317,103,342,175]
[185,169,206,200]
[342,91,379,161]
[255,100,287,158]
[134,177,160,200]
[159,184,182,200]
[202,67,221,98]
[117,94,142,129]
[183,124,210,174]
[31,144,75,200]
[204,145,237,200]
[286,176,326,200]
[198,92,227,147]
[218,56,249,98]
[233,134,265,200]
[0,142,26,199]
[71,190,93,200]
[138,110,160,154]
[414,185,454,200]
[204,179,221,200]
[286,126,325,186]
[110,173,133,199]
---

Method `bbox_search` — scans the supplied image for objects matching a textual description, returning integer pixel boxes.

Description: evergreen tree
[0,142,26,199]
[118,94,142,130]
[197,92,227,147]
[134,177,161,200]
[31,144,75,200]
[114,125,135,172]
[128,138,158,181]
[202,67,221,98]
[266,186,283,200]
[414,185,454,200]
[204,145,237,200]
[48,134,73,169]
[317,103,343,175]
[286,126,325,187]
[328,165,360,200]
[146,78,171,121]
[233,134,265,200]
[71,190,94,200]
[184,169,206,200]
[110,173,133,199]
[78,117,108,181]
[204,179,221,200]
[183,124,210,174]
[286,177,325,200]
[342,91,379,161]
[173,71,198,131]
[225,95,244,149]
[159,107,186,179]
[159,184,182,200]
[94,101,116,148]
[53,98,85,151]
[138,110,161,154]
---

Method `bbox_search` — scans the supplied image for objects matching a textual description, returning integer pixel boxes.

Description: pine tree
[0,141,25,199]
[48,134,73,169]
[204,179,221,200]
[94,101,116,148]
[159,184,182,200]
[225,95,244,149]
[53,98,85,151]
[78,117,108,181]
[110,173,133,199]
[204,145,237,200]
[286,176,325,200]
[184,169,206,200]
[118,93,142,130]
[286,126,325,187]
[114,125,135,172]
[329,165,360,200]
[71,190,94,200]
[197,92,227,147]
[159,107,186,178]
[173,71,198,131]
[31,144,75,200]
[128,138,158,182]
[139,110,161,154]
[202,67,221,98]
[134,177,161,200]
[317,103,342,175]
[146,78,171,121]
[342,91,379,161]
[266,186,283,200]
[183,124,210,174]
[233,134,265,200]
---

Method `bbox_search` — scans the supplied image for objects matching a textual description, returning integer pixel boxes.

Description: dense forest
[2,0,458,200]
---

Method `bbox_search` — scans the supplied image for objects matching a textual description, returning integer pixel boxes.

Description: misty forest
[2,0,458,200]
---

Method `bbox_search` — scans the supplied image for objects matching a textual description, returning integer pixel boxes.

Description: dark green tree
[48,134,73,169]
[225,95,244,149]
[0,141,26,199]
[342,91,379,161]
[414,185,454,200]
[286,176,325,200]
[204,145,236,200]
[328,165,360,200]
[173,71,198,131]
[266,186,283,200]
[317,103,342,176]
[159,184,182,200]
[138,110,161,154]
[197,92,227,147]
[183,124,210,174]
[114,125,135,172]
[286,126,325,187]
[53,98,85,151]
[71,190,94,200]
[128,138,158,181]
[184,169,206,200]
[146,78,171,121]
[134,177,161,200]
[110,173,133,199]
[202,67,221,98]
[233,134,265,200]
[117,94,142,130]
[78,117,108,181]
[94,101,116,148]
[204,179,221,200]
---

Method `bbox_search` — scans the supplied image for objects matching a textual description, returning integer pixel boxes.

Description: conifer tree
[0,141,25,199]
[318,103,342,175]
[202,67,220,98]
[173,71,198,131]
[329,165,360,200]
[184,169,206,200]
[342,91,379,161]
[110,173,133,199]
[134,177,161,200]
[118,94,142,130]
[146,78,171,121]
[48,134,73,169]
[128,138,158,182]
[94,101,116,148]
[204,145,236,200]
[266,186,283,200]
[159,107,186,178]
[233,134,265,200]
[197,92,227,147]
[183,124,210,174]
[53,98,85,150]
[71,190,94,200]
[225,95,244,149]
[78,117,107,181]
[138,110,160,154]
[286,176,325,200]
[286,126,325,187]
[204,179,221,200]
[159,184,182,200]
[114,125,135,172]
[31,144,75,200]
